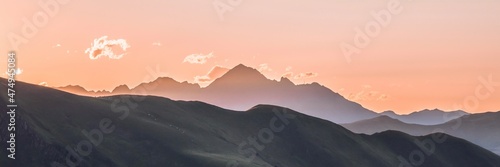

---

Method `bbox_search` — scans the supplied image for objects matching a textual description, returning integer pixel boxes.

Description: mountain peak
[420,108,440,112]
[279,77,295,86]
[151,77,177,83]
[233,63,251,69]
[207,64,269,87]
[376,115,399,121]
[381,110,396,114]
[229,64,260,74]
[380,110,399,117]
[58,85,86,90]
[112,84,131,93]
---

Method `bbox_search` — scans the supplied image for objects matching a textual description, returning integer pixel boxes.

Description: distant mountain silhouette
[2,78,500,167]
[55,64,378,123]
[342,112,500,155]
[56,85,111,96]
[111,84,131,94]
[380,109,469,125]
[200,64,379,124]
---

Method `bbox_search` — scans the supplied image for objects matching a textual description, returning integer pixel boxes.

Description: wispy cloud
[194,76,212,83]
[293,72,318,80]
[183,52,214,64]
[282,72,294,78]
[285,66,292,71]
[377,94,389,101]
[5,68,23,76]
[85,36,130,60]
[152,42,162,46]
[348,85,389,101]
[194,65,230,83]
[15,68,23,75]
[39,82,49,87]
[258,63,272,72]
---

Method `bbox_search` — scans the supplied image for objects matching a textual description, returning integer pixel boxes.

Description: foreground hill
[342,113,500,155]
[2,79,500,167]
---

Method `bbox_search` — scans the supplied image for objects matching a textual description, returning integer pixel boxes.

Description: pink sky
[1,0,500,114]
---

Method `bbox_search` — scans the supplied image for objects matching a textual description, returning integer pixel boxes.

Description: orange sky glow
[1,0,499,114]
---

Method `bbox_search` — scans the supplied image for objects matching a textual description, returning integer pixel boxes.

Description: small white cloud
[194,65,230,83]
[286,66,292,71]
[183,52,214,64]
[258,63,272,72]
[15,68,23,75]
[5,68,23,76]
[194,76,212,83]
[152,42,162,46]
[377,94,389,101]
[53,44,61,48]
[85,36,130,60]
[348,85,389,102]
[282,72,294,78]
[293,72,318,80]
[39,82,49,86]
[368,91,379,97]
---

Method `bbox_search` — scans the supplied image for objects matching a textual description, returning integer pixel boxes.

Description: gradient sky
[1,0,499,114]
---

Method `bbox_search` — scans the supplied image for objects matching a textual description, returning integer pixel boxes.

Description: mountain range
[342,112,500,155]
[380,109,469,125]
[2,78,500,167]
[56,64,379,124]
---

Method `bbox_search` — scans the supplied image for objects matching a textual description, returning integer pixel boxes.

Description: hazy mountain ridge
[55,64,378,124]
[380,109,469,125]
[342,112,500,155]
[1,78,500,167]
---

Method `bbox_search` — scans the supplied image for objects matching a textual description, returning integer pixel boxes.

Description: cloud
[348,85,389,101]
[285,66,292,71]
[194,76,212,83]
[194,65,230,83]
[152,42,162,46]
[53,44,61,48]
[368,91,379,97]
[5,68,23,76]
[38,82,49,86]
[183,52,214,64]
[258,63,272,72]
[282,72,294,78]
[377,94,389,101]
[349,91,366,101]
[85,36,130,60]
[15,68,23,75]
[293,72,318,80]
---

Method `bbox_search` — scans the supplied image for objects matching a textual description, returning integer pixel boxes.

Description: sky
[1,0,499,114]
